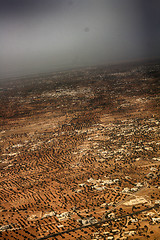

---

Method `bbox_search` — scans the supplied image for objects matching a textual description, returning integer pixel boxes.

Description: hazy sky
[0,0,160,77]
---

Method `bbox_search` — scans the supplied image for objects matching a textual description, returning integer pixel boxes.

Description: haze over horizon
[0,0,160,78]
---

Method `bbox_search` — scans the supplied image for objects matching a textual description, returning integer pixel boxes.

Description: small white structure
[113,178,119,183]
[150,167,158,172]
[155,200,160,205]
[103,232,110,235]
[57,212,70,221]
[124,197,147,206]
[0,225,11,231]
[122,188,130,193]
[112,229,120,234]
[100,203,107,208]
[152,217,160,223]
[108,213,115,219]
[42,211,56,219]
[81,217,98,225]
[103,180,114,185]
[129,218,138,223]
[136,182,143,188]
[131,187,138,192]
[124,231,136,236]
[107,236,114,240]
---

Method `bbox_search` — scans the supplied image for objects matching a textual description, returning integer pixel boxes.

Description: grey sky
[0,0,160,77]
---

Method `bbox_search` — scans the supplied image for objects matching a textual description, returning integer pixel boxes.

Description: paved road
[37,205,156,240]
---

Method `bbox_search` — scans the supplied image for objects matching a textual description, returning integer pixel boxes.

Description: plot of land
[0,61,160,240]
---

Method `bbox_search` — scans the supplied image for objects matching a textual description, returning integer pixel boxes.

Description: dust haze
[0,0,160,78]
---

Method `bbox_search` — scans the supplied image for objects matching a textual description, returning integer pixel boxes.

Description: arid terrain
[0,61,160,240]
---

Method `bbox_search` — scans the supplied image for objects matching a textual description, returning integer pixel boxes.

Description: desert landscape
[0,61,160,239]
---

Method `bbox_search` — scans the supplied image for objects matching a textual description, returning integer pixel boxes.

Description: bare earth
[0,61,160,239]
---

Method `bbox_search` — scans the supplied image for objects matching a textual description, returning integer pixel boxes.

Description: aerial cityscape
[1,0,160,239]
[0,60,160,239]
